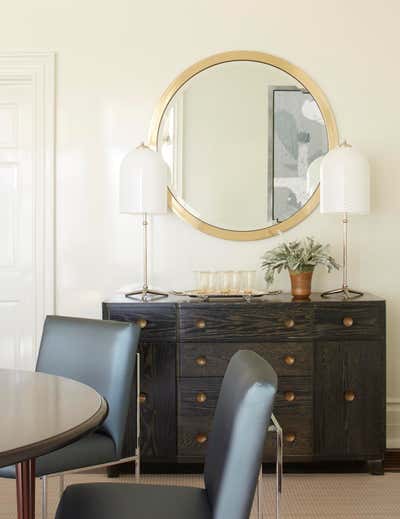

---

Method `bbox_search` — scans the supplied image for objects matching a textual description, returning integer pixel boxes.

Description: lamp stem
[125,212,167,301]
[342,212,348,290]
[321,211,362,299]
[142,212,149,295]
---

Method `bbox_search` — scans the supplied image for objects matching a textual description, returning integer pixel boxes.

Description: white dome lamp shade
[120,143,169,215]
[120,143,169,300]
[320,142,370,299]
[321,143,370,215]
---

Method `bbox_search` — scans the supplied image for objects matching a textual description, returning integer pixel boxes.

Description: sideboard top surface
[103,292,384,306]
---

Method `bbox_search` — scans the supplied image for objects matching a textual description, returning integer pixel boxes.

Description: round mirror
[149,51,338,240]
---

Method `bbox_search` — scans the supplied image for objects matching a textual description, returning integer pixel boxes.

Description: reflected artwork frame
[269,86,329,223]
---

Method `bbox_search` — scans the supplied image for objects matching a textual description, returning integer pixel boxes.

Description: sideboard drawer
[103,303,177,342]
[180,342,313,377]
[179,377,221,417]
[180,304,313,341]
[178,417,211,458]
[178,376,312,417]
[177,412,312,458]
[315,304,383,338]
[264,413,313,458]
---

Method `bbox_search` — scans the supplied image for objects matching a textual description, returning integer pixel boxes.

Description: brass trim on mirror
[148,50,339,241]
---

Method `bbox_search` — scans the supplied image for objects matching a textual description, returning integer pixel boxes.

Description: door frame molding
[0,51,55,356]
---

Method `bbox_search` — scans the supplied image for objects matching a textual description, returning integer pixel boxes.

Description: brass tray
[172,289,281,301]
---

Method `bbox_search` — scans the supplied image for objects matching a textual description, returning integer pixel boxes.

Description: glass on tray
[241,270,256,294]
[195,271,210,293]
[194,269,257,295]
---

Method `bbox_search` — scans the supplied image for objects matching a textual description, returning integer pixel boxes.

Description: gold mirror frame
[148,51,339,241]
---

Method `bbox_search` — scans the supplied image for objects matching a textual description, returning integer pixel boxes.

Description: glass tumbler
[221,271,234,294]
[232,271,242,293]
[208,271,218,293]
[241,270,256,294]
[196,271,210,293]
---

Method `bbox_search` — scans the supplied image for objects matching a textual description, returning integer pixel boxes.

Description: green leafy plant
[261,237,339,286]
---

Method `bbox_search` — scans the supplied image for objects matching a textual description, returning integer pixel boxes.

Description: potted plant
[261,237,339,299]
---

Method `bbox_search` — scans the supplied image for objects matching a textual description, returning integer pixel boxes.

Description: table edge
[0,395,108,468]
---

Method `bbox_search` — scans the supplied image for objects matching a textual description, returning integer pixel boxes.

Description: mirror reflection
[158,60,328,231]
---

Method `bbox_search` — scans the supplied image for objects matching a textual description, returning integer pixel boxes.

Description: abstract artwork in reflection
[270,87,328,222]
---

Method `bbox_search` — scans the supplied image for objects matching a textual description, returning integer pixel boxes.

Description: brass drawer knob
[284,391,296,402]
[344,390,356,402]
[284,318,295,329]
[196,392,207,403]
[196,433,208,444]
[285,432,296,443]
[195,356,207,367]
[343,316,354,328]
[284,354,296,366]
[196,319,206,329]
[139,392,147,404]
[136,318,148,329]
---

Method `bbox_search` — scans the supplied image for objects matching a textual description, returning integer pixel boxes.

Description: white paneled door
[0,53,54,370]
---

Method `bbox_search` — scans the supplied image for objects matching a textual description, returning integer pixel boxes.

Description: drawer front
[178,417,211,458]
[264,413,313,459]
[179,377,222,417]
[180,342,313,377]
[103,303,177,342]
[179,304,312,341]
[177,412,312,458]
[178,376,312,417]
[315,304,383,338]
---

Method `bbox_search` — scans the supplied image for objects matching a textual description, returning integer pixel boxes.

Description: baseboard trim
[387,399,400,448]
[385,449,400,471]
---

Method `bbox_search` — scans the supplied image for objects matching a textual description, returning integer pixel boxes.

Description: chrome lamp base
[321,286,363,299]
[125,213,169,302]
[125,287,168,302]
[321,213,364,301]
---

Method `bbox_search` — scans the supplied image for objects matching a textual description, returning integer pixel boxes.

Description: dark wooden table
[0,369,108,519]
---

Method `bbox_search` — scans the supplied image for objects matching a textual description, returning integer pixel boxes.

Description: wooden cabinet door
[314,340,385,459]
[123,341,177,462]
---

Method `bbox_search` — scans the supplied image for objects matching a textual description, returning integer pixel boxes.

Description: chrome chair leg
[135,447,140,480]
[135,351,141,481]
[41,476,48,519]
[265,414,282,519]
[256,465,263,518]
[275,417,283,519]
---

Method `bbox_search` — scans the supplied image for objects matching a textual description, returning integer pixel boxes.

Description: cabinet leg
[367,459,384,475]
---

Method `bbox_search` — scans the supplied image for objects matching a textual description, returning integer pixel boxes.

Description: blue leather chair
[0,316,140,519]
[55,350,278,519]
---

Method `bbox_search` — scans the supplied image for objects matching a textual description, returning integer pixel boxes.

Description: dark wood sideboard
[102,293,386,474]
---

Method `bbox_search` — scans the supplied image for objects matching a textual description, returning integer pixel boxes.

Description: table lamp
[120,143,169,300]
[320,142,370,299]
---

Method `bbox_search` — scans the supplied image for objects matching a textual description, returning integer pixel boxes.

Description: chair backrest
[204,350,277,519]
[36,315,140,458]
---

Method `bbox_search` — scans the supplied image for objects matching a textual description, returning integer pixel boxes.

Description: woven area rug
[0,472,399,518]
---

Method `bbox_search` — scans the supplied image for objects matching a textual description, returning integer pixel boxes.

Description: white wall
[1,0,399,445]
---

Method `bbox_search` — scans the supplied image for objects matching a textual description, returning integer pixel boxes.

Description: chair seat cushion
[56,483,212,519]
[0,433,116,478]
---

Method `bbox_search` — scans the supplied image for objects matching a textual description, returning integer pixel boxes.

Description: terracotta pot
[289,270,314,300]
